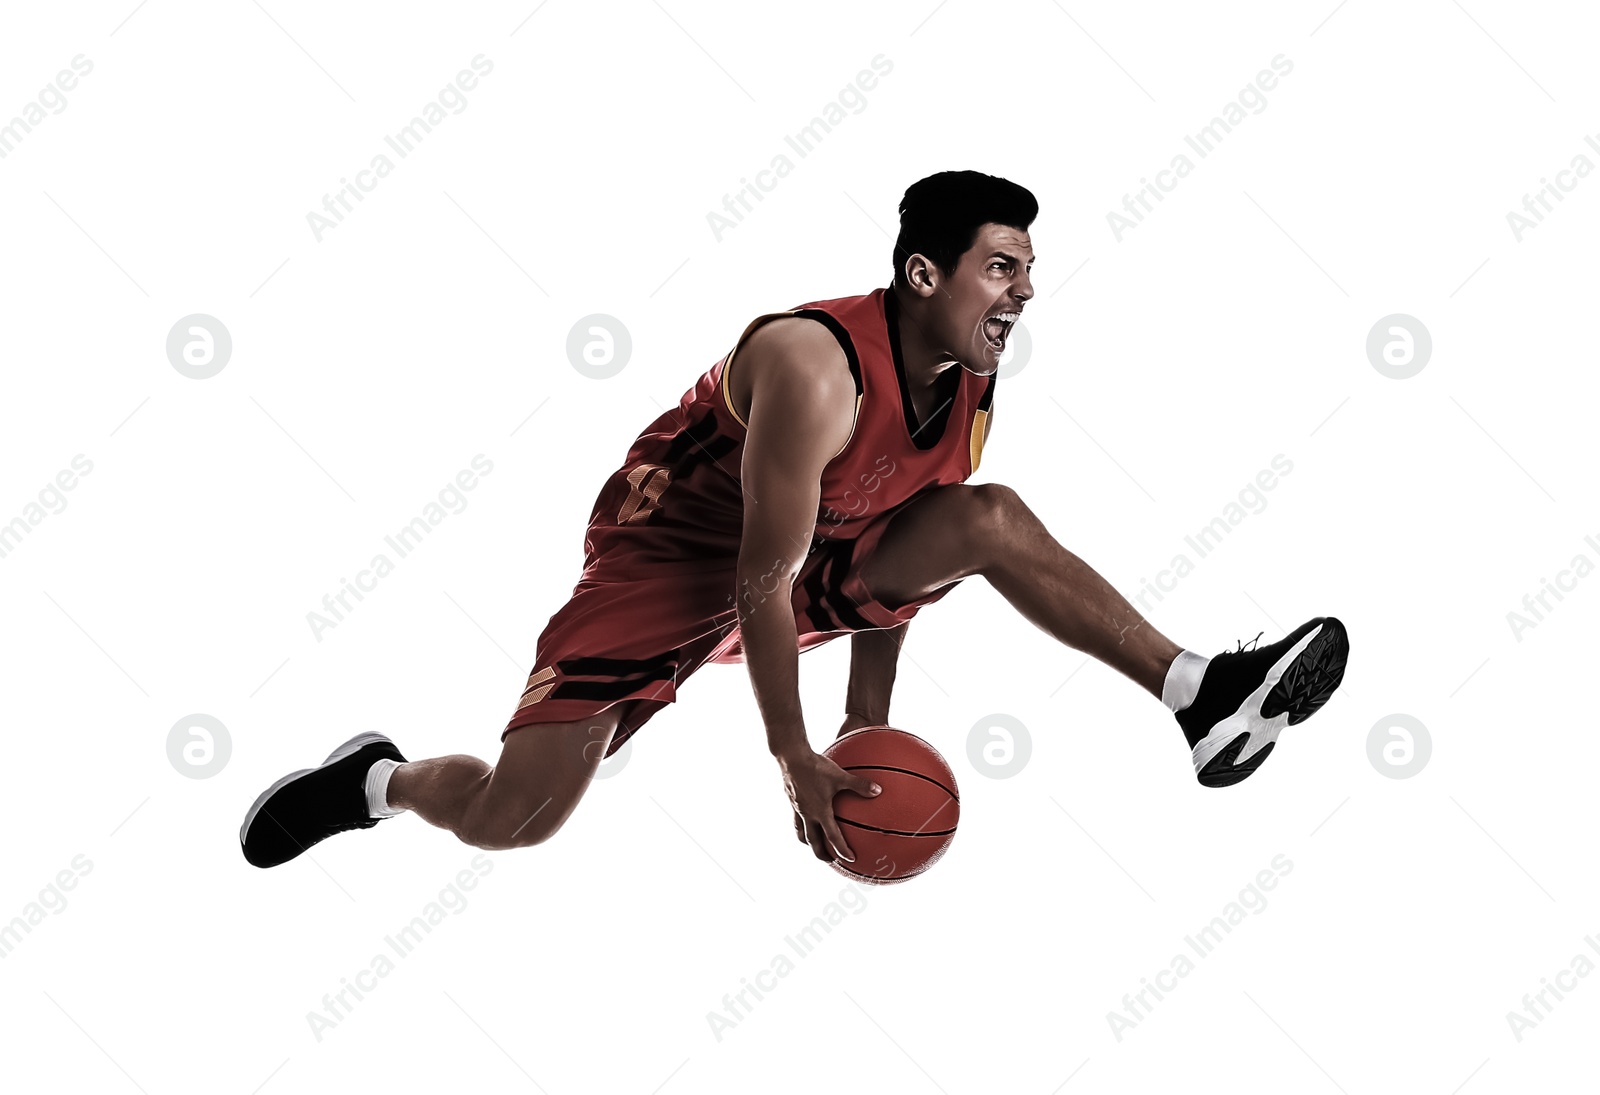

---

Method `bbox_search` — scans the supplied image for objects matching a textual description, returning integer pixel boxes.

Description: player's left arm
[839,622,908,736]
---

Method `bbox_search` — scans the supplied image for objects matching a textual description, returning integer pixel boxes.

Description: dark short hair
[893,171,1038,288]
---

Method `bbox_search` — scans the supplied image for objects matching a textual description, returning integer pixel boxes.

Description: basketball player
[241,171,1348,871]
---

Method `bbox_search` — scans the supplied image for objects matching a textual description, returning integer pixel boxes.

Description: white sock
[1161,650,1210,713]
[365,758,406,818]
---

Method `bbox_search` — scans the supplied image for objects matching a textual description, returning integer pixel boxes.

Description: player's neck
[893,289,965,420]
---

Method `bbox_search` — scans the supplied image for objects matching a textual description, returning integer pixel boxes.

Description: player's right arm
[734,318,881,863]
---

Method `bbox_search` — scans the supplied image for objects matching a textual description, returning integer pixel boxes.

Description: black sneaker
[240,732,406,868]
[1176,617,1349,788]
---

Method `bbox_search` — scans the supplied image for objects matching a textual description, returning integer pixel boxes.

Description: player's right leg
[389,714,620,850]
[239,710,620,867]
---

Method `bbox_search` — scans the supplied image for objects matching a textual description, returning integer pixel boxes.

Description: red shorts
[503,503,959,755]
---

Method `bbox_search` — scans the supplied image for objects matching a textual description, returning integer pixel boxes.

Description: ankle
[1161,650,1210,712]
[365,758,406,818]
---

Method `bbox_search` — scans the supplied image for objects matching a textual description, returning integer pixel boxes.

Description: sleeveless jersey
[590,288,995,564]
[511,289,994,731]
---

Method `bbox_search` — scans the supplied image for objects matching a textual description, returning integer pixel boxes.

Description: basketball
[823,726,960,884]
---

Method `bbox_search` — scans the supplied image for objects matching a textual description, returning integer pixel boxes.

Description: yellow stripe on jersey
[970,407,992,472]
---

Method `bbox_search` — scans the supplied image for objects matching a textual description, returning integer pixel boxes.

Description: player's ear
[902,254,940,299]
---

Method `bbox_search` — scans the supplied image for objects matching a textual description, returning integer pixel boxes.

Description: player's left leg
[853,483,1347,786]
[856,483,1182,694]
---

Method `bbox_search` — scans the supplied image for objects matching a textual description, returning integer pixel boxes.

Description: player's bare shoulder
[726,315,856,438]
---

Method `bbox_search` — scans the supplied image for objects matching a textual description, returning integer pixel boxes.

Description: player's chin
[969,337,1004,375]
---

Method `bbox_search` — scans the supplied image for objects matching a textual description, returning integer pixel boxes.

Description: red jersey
[591,287,995,562]
[508,289,992,737]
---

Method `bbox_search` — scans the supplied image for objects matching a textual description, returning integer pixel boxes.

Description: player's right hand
[777,747,880,864]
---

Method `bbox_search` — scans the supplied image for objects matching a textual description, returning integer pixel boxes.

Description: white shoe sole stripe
[1191,625,1323,772]
[238,731,395,846]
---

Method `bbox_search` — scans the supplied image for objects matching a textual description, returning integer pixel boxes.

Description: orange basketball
[823,726,960,884]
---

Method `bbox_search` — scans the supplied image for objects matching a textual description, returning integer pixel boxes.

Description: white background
[1,1,1595,1091]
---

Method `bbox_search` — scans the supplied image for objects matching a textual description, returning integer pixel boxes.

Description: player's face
[938,223,1034,375]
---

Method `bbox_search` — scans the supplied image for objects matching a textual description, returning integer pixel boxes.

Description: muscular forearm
[845,622,907,723]
[735,558,809,759]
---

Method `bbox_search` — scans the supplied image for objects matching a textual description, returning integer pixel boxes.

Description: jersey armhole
[719,309,865,458]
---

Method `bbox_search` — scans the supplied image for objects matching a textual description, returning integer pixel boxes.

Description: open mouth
[982,311,1020,351]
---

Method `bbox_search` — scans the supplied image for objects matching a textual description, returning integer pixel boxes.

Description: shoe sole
[239,731,395,849]
[1263,617,1349,724]
[1193,618,1348,788]
[1197,735,1274,788]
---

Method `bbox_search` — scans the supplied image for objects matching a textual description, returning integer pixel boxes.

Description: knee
[963,483,1028,547]
[459,788,576,850]
[460,718,614,850]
